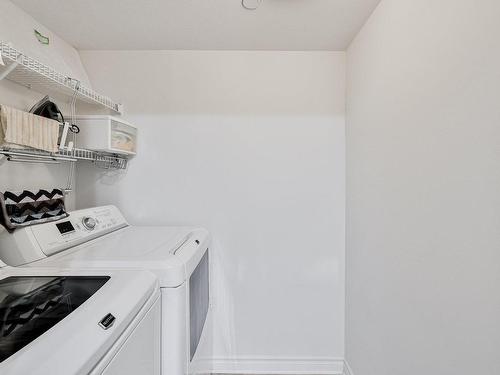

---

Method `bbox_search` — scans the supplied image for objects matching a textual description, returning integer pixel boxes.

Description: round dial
[82,216,97,231]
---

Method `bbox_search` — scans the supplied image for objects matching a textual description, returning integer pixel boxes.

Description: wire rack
[0,147,128,170]
[0,42,123,114]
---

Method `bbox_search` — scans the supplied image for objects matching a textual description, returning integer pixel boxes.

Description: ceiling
[12,0,381,51]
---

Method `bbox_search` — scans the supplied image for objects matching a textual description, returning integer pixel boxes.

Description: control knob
[82,216,97,231]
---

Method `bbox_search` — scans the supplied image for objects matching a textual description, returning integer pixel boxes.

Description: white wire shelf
[0,42,123,114]
[0,147,128,170]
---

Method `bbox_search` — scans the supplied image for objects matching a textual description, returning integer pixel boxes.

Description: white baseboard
[190,356,345,375]
[342,360,354,375]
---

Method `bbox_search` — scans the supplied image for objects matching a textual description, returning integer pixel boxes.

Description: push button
[99,313,116,330]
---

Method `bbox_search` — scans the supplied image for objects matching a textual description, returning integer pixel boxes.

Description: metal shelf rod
[7,157,61,164]
[1,150,77,162]
[0,148,127,169]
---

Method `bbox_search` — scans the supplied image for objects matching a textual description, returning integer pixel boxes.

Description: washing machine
[0,205,211,375]
[0,260,161,375]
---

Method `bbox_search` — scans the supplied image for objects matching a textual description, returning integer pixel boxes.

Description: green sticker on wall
[34,30,49,45]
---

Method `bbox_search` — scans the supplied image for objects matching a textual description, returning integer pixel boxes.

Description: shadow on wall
[78,50,346,117]
[75,112,346,364]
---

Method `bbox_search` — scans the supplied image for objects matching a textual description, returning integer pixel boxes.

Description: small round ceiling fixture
[242,0,263,11]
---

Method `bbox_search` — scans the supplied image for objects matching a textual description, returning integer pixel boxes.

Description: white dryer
[0,206,211,375]
[0,261,161,375]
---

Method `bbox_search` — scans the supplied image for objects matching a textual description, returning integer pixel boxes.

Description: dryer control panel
[0,206,128,266]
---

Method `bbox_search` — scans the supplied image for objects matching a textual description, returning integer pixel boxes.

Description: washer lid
[0,267,158,374]
[28,226,210,287]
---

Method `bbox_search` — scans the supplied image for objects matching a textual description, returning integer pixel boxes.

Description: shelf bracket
[0,54,21,81]
[117,103,124,114]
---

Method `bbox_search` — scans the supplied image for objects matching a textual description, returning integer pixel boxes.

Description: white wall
[0,0,90,208]
[77,50,346,373]
[346,1,500,374]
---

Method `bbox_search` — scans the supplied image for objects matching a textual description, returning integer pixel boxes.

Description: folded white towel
[0,104,59,152]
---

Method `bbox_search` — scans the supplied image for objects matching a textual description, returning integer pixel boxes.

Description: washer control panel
[30,205,128,256]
